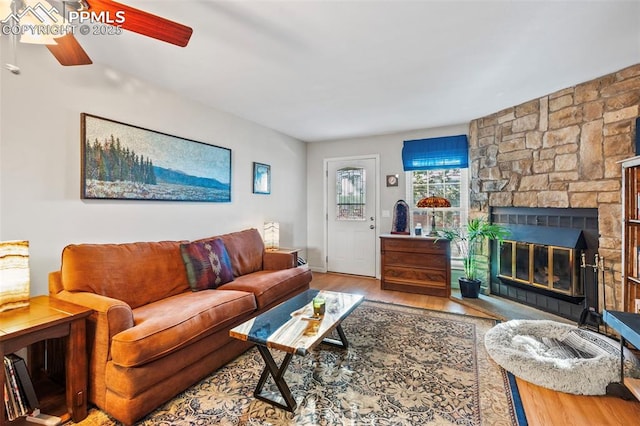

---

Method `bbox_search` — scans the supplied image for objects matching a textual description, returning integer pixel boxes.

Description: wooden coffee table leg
[254,346,297,412]
[321,323,349,349]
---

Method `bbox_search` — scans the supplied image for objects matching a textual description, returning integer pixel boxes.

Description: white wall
[0,42,308,296]
[306,124,468,273]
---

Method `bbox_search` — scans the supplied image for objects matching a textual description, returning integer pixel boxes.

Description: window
[401,134,469,258]
[335,167,366,220]
[407,168,469,256]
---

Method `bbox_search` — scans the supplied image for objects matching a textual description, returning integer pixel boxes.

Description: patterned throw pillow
[180,238,234,291]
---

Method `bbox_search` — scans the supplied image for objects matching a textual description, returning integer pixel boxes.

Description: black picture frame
[81,113,232,202]
[253,162,271,194]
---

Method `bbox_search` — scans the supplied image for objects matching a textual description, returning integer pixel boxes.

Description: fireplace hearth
[490,207,599,321]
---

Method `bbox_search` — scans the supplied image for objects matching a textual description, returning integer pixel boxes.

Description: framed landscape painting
[253,162,271,194]
[81,113,231,202]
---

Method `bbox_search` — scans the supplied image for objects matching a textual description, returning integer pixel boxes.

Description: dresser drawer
[383,251,447,270]
[381,238,449,254]
[382,266,448,287]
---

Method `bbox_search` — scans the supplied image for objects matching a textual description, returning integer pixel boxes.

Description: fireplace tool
[578,253,609,334]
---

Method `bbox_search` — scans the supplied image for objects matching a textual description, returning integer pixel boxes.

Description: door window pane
[336,167,365,220]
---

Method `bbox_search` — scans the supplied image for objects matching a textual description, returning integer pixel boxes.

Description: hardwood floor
[311,272,640,426]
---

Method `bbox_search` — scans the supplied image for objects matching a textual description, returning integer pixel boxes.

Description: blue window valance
[402,134,469,171]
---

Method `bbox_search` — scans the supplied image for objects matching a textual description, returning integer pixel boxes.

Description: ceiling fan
[4,0,193,67]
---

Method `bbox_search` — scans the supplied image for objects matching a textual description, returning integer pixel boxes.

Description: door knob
[370,225,375,229]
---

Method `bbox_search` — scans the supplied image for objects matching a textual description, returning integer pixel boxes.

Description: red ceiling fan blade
[86,0,193,47]
[46,34,93,66]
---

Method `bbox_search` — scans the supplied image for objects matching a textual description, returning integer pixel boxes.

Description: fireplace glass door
[498,240,581,297]
[551,248,574,293]
[533,245,549,286]
[515,243,530,282]
[499,242,512,276]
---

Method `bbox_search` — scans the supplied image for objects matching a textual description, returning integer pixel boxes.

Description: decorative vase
[459,277,481,298]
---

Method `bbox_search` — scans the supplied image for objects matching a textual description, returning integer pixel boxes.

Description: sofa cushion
[60,241,189,309]
[217,228,265,277]
[180,238,234,291]
[110,289,256,368]
[218,267,312,309]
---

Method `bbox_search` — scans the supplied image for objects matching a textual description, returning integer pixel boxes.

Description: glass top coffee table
[229,289,363,411]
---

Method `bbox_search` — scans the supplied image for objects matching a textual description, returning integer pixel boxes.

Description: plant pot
[458,277,481,298]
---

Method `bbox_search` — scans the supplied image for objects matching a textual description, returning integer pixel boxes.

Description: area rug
[74,301,527,425]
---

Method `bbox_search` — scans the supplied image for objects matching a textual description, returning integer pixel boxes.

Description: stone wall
[468,63,640,310]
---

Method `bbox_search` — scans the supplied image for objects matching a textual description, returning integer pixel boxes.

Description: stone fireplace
[468,63,640,313]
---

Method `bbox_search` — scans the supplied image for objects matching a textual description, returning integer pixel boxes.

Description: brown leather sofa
[48,228,312,425]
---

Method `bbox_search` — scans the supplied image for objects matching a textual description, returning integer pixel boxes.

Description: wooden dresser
[380,234,451,297]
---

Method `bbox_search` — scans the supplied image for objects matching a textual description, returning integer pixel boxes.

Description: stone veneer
[468,63,640,310]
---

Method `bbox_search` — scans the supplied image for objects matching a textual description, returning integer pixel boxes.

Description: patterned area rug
[74,301,526,425]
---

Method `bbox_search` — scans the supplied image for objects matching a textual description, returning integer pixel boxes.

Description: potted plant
[437,218,509,298]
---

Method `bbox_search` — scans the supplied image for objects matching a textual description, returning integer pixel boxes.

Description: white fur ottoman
[484,319,640,395]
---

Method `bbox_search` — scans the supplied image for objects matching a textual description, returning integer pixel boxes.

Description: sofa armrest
[50,289,134,407]
[263,251,296,270]
[49,271,64,295]
[51,290,135,339]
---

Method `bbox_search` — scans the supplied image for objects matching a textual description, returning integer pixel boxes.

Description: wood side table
[268,248,301,266]
[0,296,93,425]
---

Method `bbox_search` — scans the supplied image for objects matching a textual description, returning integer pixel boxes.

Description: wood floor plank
[310,271,640,426]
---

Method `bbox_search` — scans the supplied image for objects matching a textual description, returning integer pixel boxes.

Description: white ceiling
[76,0,640,142]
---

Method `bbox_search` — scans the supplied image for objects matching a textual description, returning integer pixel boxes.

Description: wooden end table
[266,248,302,266]
[0,296,93,424]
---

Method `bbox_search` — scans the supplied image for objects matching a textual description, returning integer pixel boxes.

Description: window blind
[402,135,469,171]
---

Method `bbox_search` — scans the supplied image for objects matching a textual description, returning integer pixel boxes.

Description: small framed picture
[635,298,640,314]
[253,162,271,194]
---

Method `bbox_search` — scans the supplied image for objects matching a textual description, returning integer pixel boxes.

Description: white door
[327,157,377,277]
